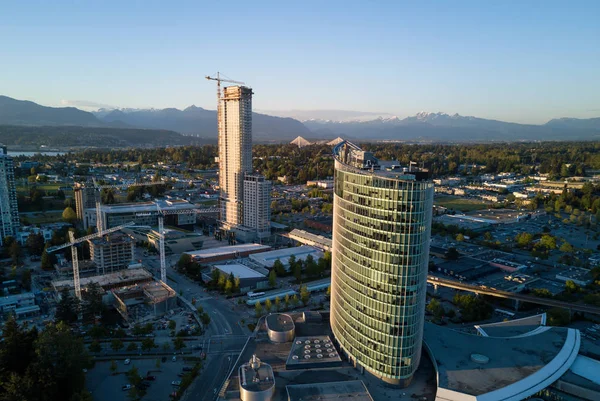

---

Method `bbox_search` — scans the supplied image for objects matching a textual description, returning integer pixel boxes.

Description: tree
[305,254,318,277]
[26,232,45,256]
[284,294,290,309]
[234,276,241,292]
[110,360,118,373]
[62,207,77,224]
[127,342,138,352]
[565,280,580,293]
[21,268,31,291]
[445,247,459,260]
[300,285,310,306]
[290,294,299,308]
[559,241,574,254]
[172,337,185,350]
[168,320,176,330]
[547,308,571,326]
[255,301,263,316]
[515,232,534,248]
[224,279,233,295]
[326,286,331,299]
[539,234,557,250]
[200,312,211,326]
[274,296,281,311]
[427,298,445,320]
[8,241,21,265]
[265,298,272,312]
[89,341,101,353]
[41,243,57,270]
[177,254,192,272]
[293,263,302,281]
[268,270,277,287]
[111,339,124,352]
[455,233,465,242]
[56,289,79,324]
[141,338,156,352]
[273,259,286,276]
[162,342,171,352]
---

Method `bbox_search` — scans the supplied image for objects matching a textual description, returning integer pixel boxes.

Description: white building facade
[218,86,253,228]
[243,174,271,239]
[0,146,19,245]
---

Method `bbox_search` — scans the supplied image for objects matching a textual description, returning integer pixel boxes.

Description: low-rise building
[249,246,324,270]
[556,267,593,287]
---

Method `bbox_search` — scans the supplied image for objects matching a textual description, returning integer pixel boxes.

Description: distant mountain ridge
[1,95,599,143]
[94,105,312,141]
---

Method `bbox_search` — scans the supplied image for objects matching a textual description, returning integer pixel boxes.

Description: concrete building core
[243,174,272,239]
[330,141,434,386]
[219,86,253,228]
[88,232,135,275]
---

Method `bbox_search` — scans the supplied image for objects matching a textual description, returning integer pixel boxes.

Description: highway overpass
[427,275,600,315]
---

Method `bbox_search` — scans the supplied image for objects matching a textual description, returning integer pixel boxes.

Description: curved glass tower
[330,141,434,386]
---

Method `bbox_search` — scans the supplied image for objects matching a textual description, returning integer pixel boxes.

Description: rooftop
[249,246,324,267]
[286,336,342,369]
[266,313,295,332]
[101,199,199,214]
[286,381,373,401]
[184,243,270,258]
[287,229,332,250]
[52,267,152,290]
[475,313,547,337]
[214,263,266,279]
[239,356,275,392]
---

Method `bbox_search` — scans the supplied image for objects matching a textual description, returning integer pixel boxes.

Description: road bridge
[428,275,600,315]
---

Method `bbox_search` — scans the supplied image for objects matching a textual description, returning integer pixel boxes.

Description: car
[177,373,185,377]
[146,375,156,381]
[124,359,131,365]
[172,356,177,362]
[122,384,132,391]
[171,381,181,386]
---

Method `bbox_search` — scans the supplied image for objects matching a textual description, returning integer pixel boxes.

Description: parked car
[124,359,130,365]
[146,375,156,381]
[171,381,181,386]
[122,385,132,391]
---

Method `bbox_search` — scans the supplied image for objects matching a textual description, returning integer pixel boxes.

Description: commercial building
[287,229,332,251]
[0,293,40,318]
[0,145,19,245]
[74,182,96,222]
[88,232,135,275]
[248,246,324,270]
[211,263,268,292]
[16,226,53,245]
[184,243,271,264]
[218,86,254,229]
[83,199,200,230]
[243,174,271,239]
[330,141,434,386]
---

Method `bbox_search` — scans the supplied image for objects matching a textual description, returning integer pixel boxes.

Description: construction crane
[89,178,165,232]
[155,205,219,284]
[47,221,136,300]
[205,72,245,100]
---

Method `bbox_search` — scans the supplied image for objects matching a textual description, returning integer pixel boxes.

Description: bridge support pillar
[433,284,438,294]
[514,299,520,311]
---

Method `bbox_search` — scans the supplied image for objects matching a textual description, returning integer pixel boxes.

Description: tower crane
[47,222,136,300]
[89,178,166,232]
[155,205,219,284]
[205,72,245,100]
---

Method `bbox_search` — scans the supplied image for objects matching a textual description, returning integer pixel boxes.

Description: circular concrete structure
[239,355,275,401]
[266,313,295,343]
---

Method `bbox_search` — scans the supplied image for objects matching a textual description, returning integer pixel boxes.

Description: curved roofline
[425,327,581,401]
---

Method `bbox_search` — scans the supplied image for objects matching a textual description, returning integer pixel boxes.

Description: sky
[0,0,599,124]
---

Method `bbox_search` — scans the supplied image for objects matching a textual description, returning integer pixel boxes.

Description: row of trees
[0,317,92,401]
[253,286,312,316]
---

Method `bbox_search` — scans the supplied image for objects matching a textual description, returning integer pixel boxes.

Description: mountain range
[0,95,599,145]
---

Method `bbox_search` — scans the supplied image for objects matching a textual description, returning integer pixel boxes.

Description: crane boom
[205,72,245,100]
[46,221,136,253]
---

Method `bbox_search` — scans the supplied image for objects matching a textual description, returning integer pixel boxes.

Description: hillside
[0,125,201,148]
[0,95,102,126]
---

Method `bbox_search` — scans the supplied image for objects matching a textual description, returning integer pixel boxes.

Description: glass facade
[330,145,434,386]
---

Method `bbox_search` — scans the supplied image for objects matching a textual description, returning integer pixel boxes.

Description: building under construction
[113,280,177,322]
[74,183,96,222]
[88,232,135,275]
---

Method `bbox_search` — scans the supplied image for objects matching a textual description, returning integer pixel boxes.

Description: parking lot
[86,357,195,401]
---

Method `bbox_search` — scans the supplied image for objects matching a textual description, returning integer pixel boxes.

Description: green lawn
[21,211,63,225]
[434,196,489,213]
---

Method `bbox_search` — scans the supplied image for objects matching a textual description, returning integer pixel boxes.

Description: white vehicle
[172,356,177,362]
[172,381,181,386]
[247,291,265,299]
[124,359,131,365]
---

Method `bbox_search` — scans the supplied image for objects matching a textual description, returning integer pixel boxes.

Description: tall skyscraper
[243,174,272,239]
[218,86,253,228]
[330,141,434,387]
[0,146,20,245]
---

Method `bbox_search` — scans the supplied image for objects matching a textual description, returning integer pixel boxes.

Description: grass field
[21,211,63,225]
[434,195,490,213]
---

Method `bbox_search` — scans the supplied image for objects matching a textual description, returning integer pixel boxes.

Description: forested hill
[0,125,204,148]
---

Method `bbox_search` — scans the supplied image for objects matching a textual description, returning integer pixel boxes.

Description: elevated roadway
[428,275,600,315]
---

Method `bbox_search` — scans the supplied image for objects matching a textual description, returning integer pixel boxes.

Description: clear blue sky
[1,0,598,123]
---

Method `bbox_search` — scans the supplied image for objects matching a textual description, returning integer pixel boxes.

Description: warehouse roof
[214,264,266,279]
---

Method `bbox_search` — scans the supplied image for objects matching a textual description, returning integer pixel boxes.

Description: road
[187,354,234,401]
[428,275,600,315]
[139,251,249,401]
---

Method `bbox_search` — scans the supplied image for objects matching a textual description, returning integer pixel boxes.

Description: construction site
[47,180,217,323]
